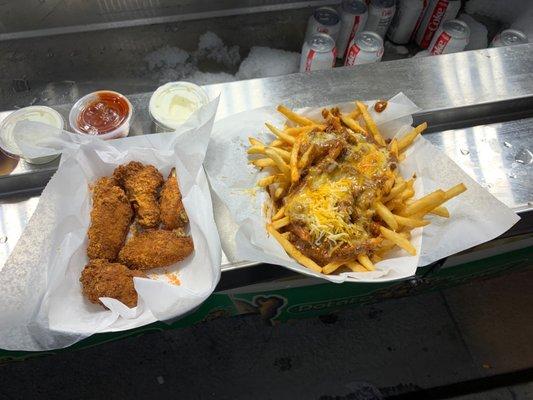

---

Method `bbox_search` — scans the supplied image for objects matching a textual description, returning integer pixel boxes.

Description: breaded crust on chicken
[160,168,189,230]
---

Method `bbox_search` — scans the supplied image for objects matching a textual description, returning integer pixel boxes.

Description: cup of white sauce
[149,82,209,132]
[0,106,64,164]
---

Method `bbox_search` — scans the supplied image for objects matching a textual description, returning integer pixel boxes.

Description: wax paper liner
[205,93,520,283]
[0,97,221,351]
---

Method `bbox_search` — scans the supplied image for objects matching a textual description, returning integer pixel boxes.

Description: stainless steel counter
[1,45,532,281]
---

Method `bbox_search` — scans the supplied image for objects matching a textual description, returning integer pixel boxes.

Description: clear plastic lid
[0,106,64,164]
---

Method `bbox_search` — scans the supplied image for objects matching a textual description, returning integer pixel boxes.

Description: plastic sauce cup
[149,82,209,132]
[69,90,133,139]
[0,106,64,164]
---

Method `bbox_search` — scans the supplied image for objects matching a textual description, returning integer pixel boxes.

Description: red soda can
[300,33,337,72]
[344,31,384,66]
[428,19,470,55]
[414,0,460,49]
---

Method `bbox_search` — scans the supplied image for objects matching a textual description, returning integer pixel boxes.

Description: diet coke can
[337,0,369,59]
[415,0,461,49]
[428,19,470,55]
[300,33,337,72]
[305,7,341,42]
[344,31,384,66]
[387,0,426,44]
[490,29,529,48]
[365,0,396,38]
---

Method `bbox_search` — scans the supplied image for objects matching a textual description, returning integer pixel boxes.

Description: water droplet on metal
[460,149,470,155]
[514,148,533,165]
[503,141,512,148]
[508,173,517,179]
[0,236,7,243]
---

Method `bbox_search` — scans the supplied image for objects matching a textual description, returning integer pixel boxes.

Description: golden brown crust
[80,259,145,308]
[113,162,164,228]
[160,168,189,230]
[87,177,133,261]
[118,230,194,270]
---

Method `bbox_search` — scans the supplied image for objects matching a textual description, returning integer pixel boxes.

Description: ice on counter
[197,31,241,67]
[236,46,299,80]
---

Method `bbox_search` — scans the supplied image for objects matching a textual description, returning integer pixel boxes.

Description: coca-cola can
[387,0,426,44]
[490,29,529,48]
[300,33,337,72]
[428,19,470,55]
[415,0,461,49]
[344,31,384,66]
[337,0,368,59]
[365,0,396,38]
[305,7,341,42]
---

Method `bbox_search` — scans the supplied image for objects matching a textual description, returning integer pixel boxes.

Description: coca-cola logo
[430,31,451,54]
[422,0,449,47]
[345,45,360,66]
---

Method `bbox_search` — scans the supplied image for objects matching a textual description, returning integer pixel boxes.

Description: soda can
[305,7,341,42]
[300,33,337,72]
[365,0,396,38]
[415,0,461,49]
[337,0,368,59]
[490,29,529,48]
[344,31,384,66]
[387,0,426,44]
[428,19,470,55]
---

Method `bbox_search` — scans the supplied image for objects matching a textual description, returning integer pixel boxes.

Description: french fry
[401,187,415,201]
[258,175,280,187]
[430,206,450,218]
[251,158,275,168]
[375,201,399,231]
[274,186,286,199]
[348,105,363,120]
[247,145,265,155]
[271,147,291,162]
[290,138,302,183]
[323,261,344,275]
[265,123,296,144]
[340,115,366,133]
[389,139,399,158]
[272,206,286,221]
[271,139,286,147]
[267,224,322,273]
[265,149,291,178]
[382,181,407,203]
[277,105,316,126]
[398,122,427,151]
[271,216,290,229]
[357,254,375,271]
[401,190,446,216]
[284,125,323,137]
[298,144,314,169]
[379,226,417,256]
[356,101,386,146]
[249,137,265,147]
[393,214,430,228]
[346,261,367,272]
[445,183,467,200]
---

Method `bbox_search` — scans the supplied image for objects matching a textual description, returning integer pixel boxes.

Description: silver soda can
[490,29,529,47]
[428,19,470,55]
[337,0,369,59]
[300,33,337,72]
[387,0,426,44]
[415,0,461,49]
[365,0,396,38]
[344,31,384,66]
[305,7,341,42]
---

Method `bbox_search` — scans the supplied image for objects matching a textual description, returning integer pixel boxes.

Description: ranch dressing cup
[0,106,64,164]
[149,82,209,132]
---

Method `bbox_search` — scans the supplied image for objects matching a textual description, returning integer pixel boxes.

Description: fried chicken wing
[113,161,164,228]
[160,168,189,230]
[118,230,194,270]
[80,259,146,308]
[87,177,133,260]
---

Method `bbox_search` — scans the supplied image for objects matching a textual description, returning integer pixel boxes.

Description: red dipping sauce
[76,92,130,135]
